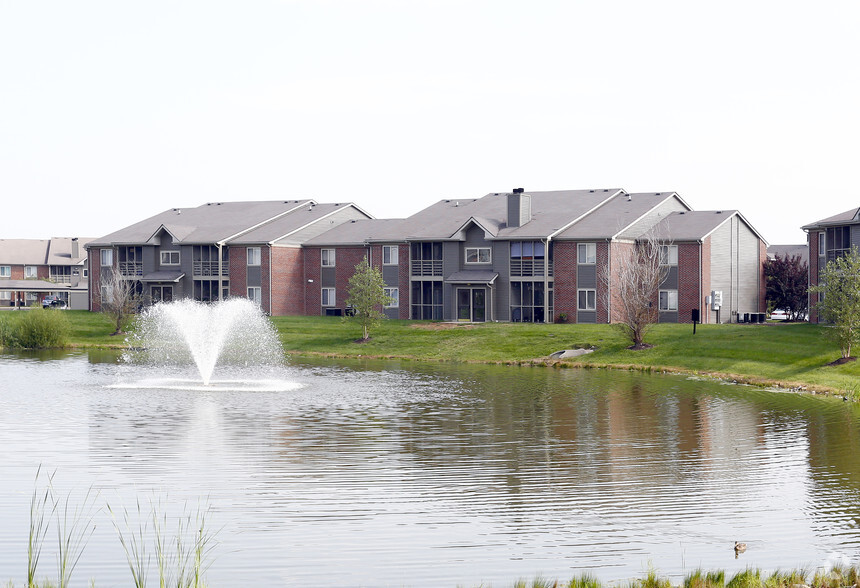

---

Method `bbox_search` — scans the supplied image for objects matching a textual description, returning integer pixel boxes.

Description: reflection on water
[1,351,860,586]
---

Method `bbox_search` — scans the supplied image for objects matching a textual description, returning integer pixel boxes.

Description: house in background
[0,237,93,308]
[802,207,860,323]
[302,188,768,324]
[85,200,372,315]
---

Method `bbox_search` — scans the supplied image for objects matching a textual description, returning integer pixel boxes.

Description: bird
[734,541,747,556]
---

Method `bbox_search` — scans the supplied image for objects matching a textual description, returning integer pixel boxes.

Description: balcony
[193,261,229,277]
[118,262,143,277]
[410,260,443,277]
[510,259,553,277]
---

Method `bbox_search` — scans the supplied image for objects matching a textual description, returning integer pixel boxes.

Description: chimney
[507,188,531,228]
[71,238,79,260]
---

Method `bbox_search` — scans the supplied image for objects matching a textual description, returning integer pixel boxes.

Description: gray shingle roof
[555,192,689,240]
[87,200,316,246]
[649,210,741,241]
[305,219,409,246]
[0,239,50,264]
[801,207,860,230]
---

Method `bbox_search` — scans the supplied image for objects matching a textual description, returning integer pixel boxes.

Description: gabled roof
[649,210,768,244]
[768,244,808,265]
[554,192,691,240]
[305,218,408,246]
[87,200,317,246]
[231,202,373,244]
[801,207,860,231]
[398,189,623,241]
[0,239,50,264]
[47,238,94,265]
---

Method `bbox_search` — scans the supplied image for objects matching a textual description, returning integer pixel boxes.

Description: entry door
[151,285,173,303]
[456,288,486,322]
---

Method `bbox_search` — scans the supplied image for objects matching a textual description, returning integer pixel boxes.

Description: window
[25,266,38,279]
[100,249,113,267]
[659,290,678,311]
[660,245,678,266]
[321,249,336,267]
[321,287,335,307]
[819,232,826,256]
[510,281,551,323]
[465,247,491,264]
[578,243,596,264]
[410,242,443,277]
[247,247,261,266]
[411,280,443,319]
[383,246,398,265]
[247,287,262,305]
[384,287,399,308]
[160,251,180,265]
[0,291,10,300]
[0,266,9,279]
[578,289,596,311]
[510,241,545,259]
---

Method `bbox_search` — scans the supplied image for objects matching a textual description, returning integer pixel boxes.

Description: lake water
[1,351,860,587]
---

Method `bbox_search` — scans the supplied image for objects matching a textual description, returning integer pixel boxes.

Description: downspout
[606,238,611,324]
[699,240,704,324]
[268,245,273,315]
[216,242,224,301]
[542,238,550,323]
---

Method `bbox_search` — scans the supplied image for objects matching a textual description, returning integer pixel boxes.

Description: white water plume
[125,298,284,385]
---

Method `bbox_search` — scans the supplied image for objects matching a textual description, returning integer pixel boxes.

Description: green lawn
[28,310,860,395]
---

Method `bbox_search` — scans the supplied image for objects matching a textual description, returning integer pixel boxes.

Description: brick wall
[606,241,634,323]
[595,241,610,323]
[808,231,819,322]
[552,241,577,321]
[677,242,701,324]
[335,247,372,311]
[89,249,103,312]
[270,246,304,316]
[228,247,247,298]
[368,244,410,319]
[303,247,322,315]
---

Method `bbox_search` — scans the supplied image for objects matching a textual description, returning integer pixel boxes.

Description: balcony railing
[410,260,443,277]
[118,262,143,276]
[193,261,229,277]
[510,259,553,277]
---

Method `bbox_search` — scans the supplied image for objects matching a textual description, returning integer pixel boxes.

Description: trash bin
[743,313,750,323]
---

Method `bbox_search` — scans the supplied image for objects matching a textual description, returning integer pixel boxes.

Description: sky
[2,0,859,245]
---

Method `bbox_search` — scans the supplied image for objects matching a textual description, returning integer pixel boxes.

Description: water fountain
[123,298,293,390]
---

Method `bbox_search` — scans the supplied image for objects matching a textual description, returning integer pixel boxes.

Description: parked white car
[769,309,788,321]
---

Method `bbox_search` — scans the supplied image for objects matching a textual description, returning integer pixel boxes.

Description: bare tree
[100,269,142,336]
[601,233,670,349]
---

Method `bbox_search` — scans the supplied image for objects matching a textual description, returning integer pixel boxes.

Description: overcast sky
[2,1,858,245]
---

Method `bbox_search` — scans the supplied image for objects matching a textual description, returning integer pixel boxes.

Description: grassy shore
[47,310,860,395]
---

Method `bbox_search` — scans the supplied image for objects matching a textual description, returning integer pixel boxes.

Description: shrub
[0,308,70,349]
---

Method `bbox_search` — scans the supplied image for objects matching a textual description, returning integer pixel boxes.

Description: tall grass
[0,308,69,349]
[27,467,55,588]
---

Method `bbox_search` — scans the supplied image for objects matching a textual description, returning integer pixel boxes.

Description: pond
[1,351,859,587]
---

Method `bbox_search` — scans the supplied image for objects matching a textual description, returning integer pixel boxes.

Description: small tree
[345,258,392,341]
[601,233,670,349]
[809,246,860,360]
[764,253,808,321]
[100,270,142,336]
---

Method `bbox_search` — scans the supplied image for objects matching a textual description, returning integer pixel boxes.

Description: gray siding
[659,311,679,323]
[442,242,459,321]
[382,264,399,284]
[708,214,762,323]
[662,266,678,289]
[495,241,511,322]
[247,265,262,287]
[578,311,596,324]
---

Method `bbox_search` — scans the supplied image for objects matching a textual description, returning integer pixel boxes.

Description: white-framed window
[321,249,336,267]
[0,291,10,300]
[0,266,10,279]
[465,247,491,264]
[247,287,262,305]
[383,245,398,265]
[659,245,678,266]
[577,243,596,264]
[26,292,38,303]
[819,232,825,256]
[100,249,113,267]
[25,265,38,279]
[247,247,261,266]
[577,289,596,311]
[321,287,335,307]
[160,251,180,265]
[659,289,678,311]
[384,287,399,308]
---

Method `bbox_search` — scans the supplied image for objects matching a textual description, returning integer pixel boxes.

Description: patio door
[151,285,173,303]
[456,288,486,322]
